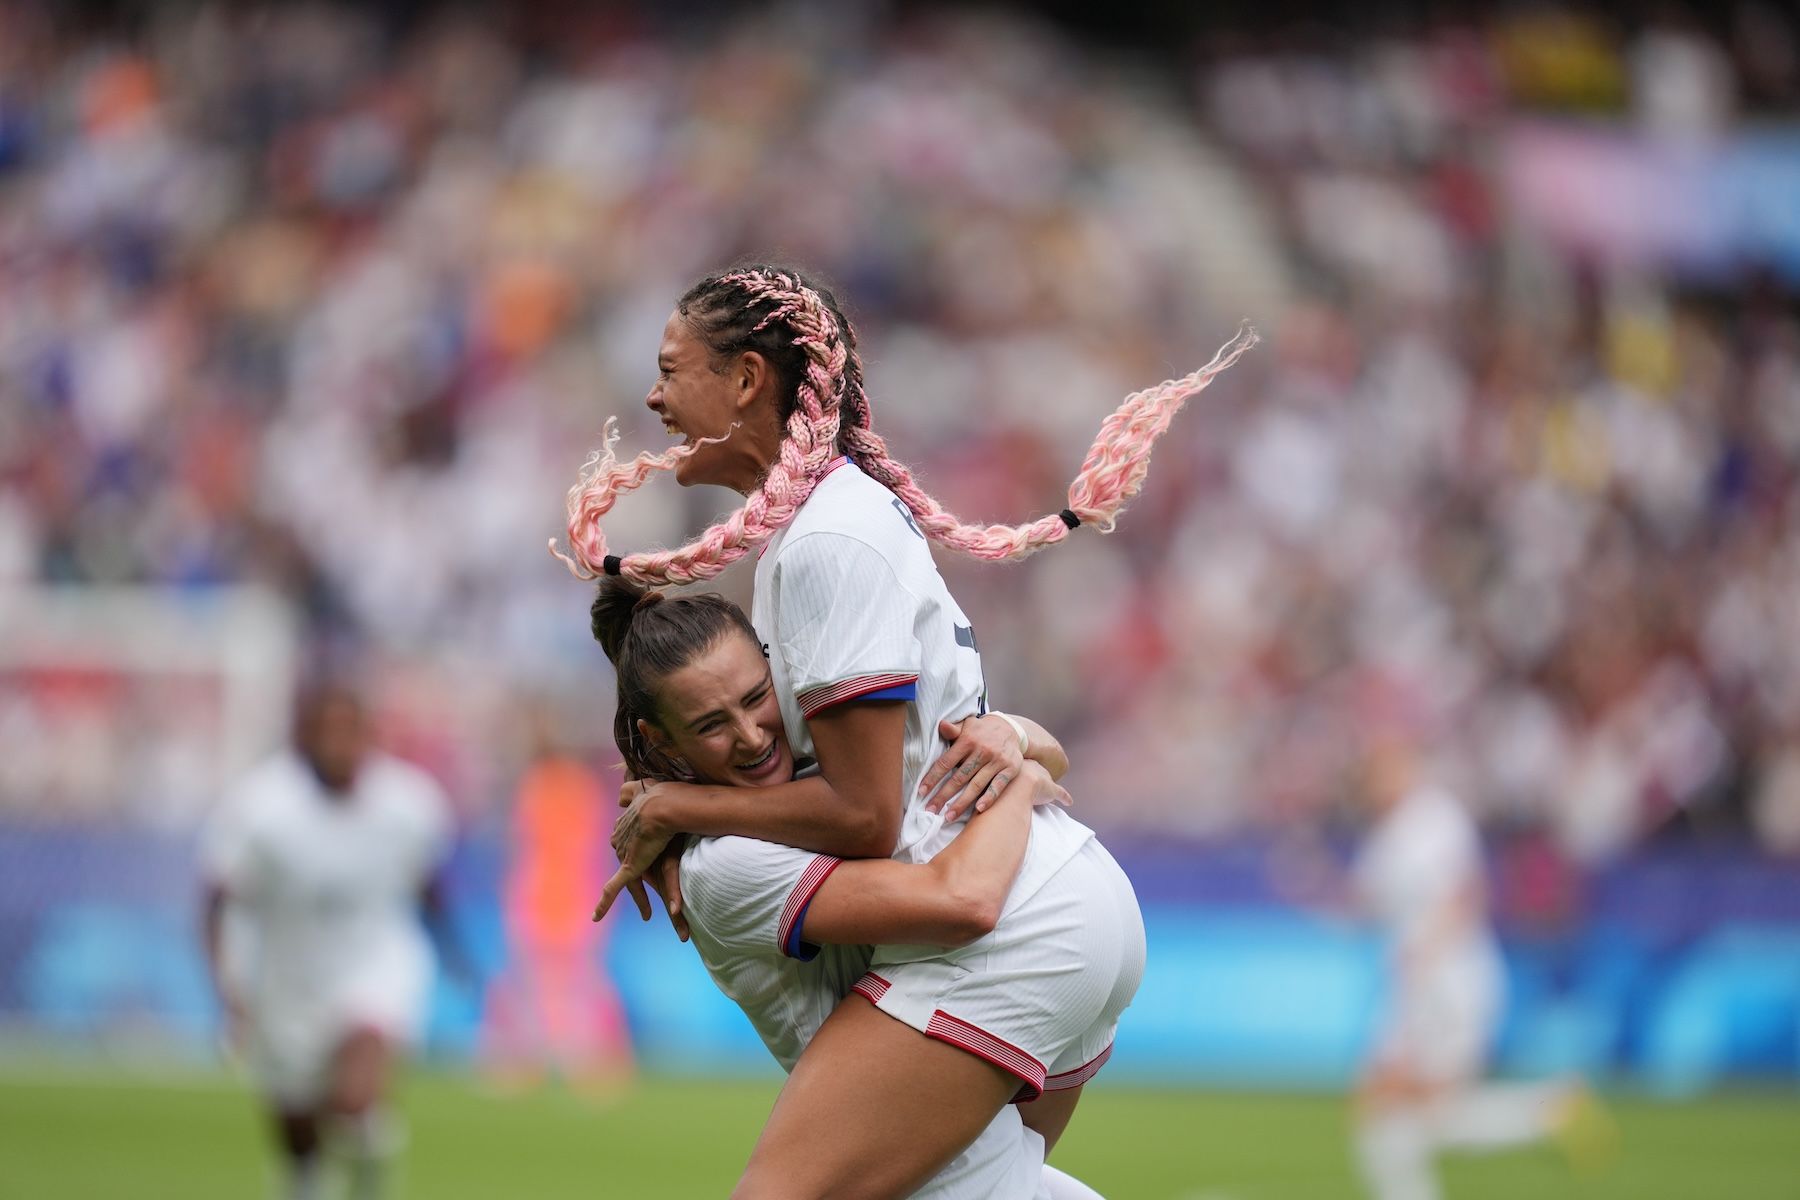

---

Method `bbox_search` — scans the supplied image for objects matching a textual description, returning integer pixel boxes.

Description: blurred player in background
[1351,735,1606,1200]
[200,680,458,1200]
[483,704,634,1096]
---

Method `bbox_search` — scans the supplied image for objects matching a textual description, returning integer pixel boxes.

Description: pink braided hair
[551,265,1257,584]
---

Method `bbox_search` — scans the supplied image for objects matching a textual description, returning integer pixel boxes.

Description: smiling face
[639,627,795,789]
[648,310,775,493]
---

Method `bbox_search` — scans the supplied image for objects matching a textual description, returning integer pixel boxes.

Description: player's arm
[199,880,249,1047]
[799,761,1056,949]
[597,701,907,921]
[200,881,230,999]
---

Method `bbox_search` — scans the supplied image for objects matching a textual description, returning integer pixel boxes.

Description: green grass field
[1,1065,1796,1199]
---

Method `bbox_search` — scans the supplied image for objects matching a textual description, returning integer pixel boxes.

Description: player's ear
[636,717,669,753]
[735,350,770,412]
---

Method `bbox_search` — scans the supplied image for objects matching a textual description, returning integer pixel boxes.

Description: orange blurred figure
[484,711,634,1095]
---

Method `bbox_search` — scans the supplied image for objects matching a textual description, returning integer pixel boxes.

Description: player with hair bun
[557,264,1248,1198]
[591,576,1105,1199]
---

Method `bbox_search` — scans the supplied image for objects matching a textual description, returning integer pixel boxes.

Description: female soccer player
[1350,737,1603,1200]
[555,265,1248,1197]
[592,576,1104,1199]
[201,682,455,1200]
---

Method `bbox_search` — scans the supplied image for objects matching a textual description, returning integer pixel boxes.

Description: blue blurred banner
[3,824,1795,1096]
[1505,125,1800,281]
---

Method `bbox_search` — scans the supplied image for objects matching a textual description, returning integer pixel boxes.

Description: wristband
[992,711,1030,756]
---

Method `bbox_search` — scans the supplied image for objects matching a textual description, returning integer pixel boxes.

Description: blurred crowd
[1,1,1797,860]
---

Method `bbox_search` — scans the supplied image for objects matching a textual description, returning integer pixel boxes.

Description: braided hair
[551,263,1256,585]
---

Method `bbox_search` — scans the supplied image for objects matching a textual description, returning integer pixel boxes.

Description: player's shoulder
[682,833,811,881]
[1399,787,1477,846]
[226,753,309,816]
[680,834,821,921]
[364,755,451,819]
[775,471,922,578]
[782,465,905,547]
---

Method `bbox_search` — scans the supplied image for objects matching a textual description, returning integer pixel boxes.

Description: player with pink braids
[550,266,1254,584]
[561,264,1252,1200]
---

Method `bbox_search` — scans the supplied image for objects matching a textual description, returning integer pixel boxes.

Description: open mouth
[735,742,780,777]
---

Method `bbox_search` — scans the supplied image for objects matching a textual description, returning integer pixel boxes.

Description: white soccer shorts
[1370,942,1503,1087]
[248,948,430,1107]
[853,837,1145,1101]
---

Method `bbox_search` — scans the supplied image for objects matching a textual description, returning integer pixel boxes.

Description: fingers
[937,717,964,741]
[654,855,686,940]
[972,769,1012,814]
[592,865,644,923]
[918,741,977,807]
[947,759,1004,821]
[632,881,653,921]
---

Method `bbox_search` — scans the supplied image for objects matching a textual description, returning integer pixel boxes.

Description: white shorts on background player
[203,751,452,1105]
[1353,786,1504,1086]
[682,834,1057,1200]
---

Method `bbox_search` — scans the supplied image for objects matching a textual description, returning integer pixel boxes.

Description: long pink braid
[845,324,1258,558]
[551,265,1257,583]
[551,269,848,585]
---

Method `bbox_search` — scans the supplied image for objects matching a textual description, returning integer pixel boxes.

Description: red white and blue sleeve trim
[797,673,919,718]
[778,855,843,961]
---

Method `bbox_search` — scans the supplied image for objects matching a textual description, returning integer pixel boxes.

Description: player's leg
[1432,1078,1570,1149]
[1353,1061,1444,1200]
[326,1026,402,1200]
[251,1010,334,1200]
[732,996,1022,1200]
[270,1107,326,1200]
[1020,1084,1085,1155]
[1432,1076,1616,1169]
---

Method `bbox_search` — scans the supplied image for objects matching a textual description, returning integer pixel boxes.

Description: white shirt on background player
[1352,786,1496,966]
[1351,784,1504,1081]
[679,833,1055,1200]
[203,751,452,1044]
[751,458,1092,906]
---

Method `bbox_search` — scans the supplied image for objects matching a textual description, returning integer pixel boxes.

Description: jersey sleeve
[680,836,843,961]
[410,771,457,878]
[769,532,923,718]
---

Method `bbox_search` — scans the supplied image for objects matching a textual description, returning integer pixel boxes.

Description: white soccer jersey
[202,751,452,1030]
[751,460,1091,903]
[679,834,868,1074]
[1352,786,1504,1081]
[679,833,1050,1200]
[1352,787,1493,961]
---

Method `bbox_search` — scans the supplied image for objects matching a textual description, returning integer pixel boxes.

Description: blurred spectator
[0,0,1797,866]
